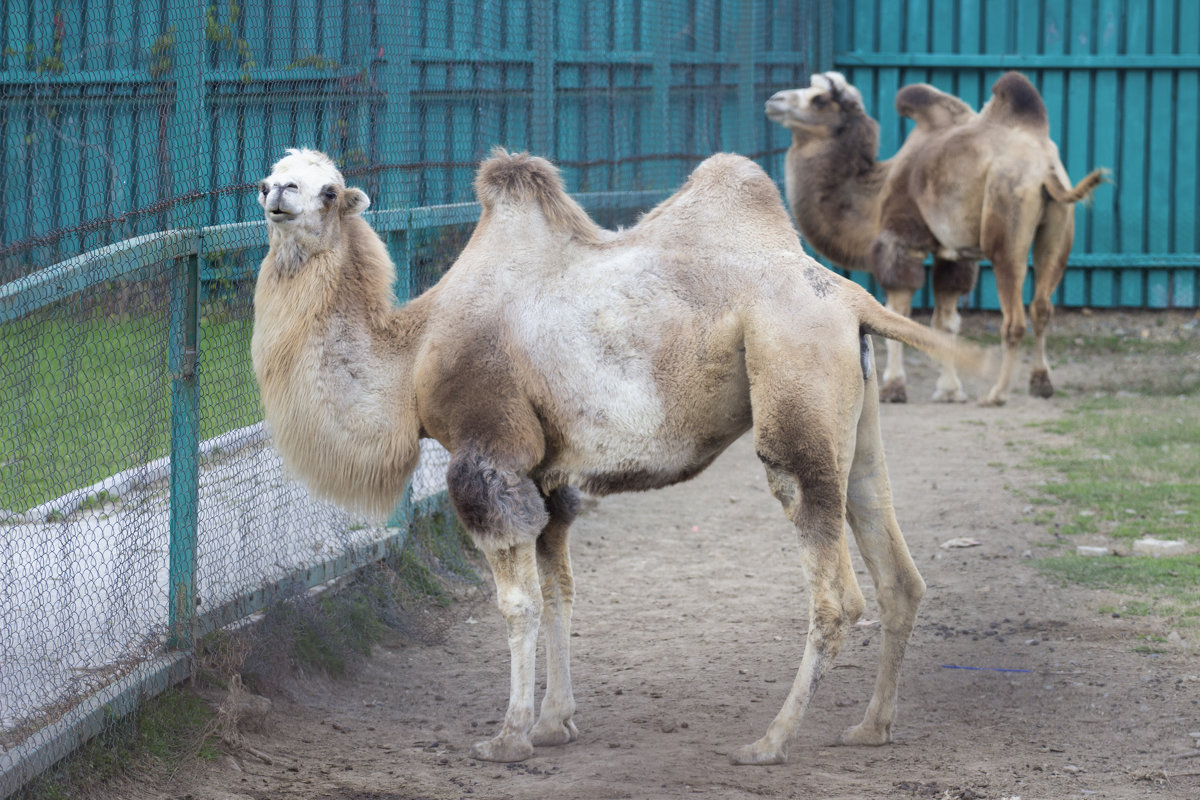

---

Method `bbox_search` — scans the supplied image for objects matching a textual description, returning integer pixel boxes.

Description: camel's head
[259,148,370,241]
[765,72,865,133]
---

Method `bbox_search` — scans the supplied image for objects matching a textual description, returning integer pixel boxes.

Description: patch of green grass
[14,689,219,800]
[1026,394,1200,626]
[0,311,260,511]
[1027,396,1199,545]
[1037,554,1200,628]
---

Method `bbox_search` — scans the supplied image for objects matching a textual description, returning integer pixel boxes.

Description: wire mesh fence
[0,0,823,792]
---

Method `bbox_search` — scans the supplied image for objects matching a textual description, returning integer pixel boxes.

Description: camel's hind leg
[979,186,1042,406]
[839,348,925,745]
[732,358,865,765]
[928,258,979,403]
[1028,202,1075,399]
[530,487,581,747]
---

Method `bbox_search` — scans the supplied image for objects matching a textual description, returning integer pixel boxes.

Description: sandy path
[150,313,1199,800]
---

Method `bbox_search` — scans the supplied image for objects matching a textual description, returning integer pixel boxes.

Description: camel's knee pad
[447,448,549,551]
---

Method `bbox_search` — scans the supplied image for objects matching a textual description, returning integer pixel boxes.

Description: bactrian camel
[766,71,1107,405]
[251,147,985,765]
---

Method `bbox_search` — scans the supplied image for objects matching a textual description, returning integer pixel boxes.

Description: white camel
[251,148,983,765]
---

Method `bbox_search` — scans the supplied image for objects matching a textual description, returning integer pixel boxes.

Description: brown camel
[251,148,984,766]
[766,71,1107,405]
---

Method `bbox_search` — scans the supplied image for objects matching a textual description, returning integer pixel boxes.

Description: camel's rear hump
[981,71,1049,131]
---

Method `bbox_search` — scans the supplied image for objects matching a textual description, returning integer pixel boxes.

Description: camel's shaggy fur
[252,147,985,766]
[766,71,1107,405]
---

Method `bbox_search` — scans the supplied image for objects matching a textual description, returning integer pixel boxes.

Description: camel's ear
[341,187,371,216]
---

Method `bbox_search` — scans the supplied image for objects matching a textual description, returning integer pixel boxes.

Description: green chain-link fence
[0,1,824,792]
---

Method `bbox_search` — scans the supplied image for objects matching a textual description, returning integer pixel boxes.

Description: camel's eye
[322,186,338,203]
[812,95,829,108]
[260,184,269,196]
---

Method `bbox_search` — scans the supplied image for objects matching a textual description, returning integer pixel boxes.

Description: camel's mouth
[764,99,788,121]
[267,209,298,223]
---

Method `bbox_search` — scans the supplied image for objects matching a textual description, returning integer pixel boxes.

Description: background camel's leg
[979,189,1040,406]
[929,259,979,403]
[880,288,914,403]
[1028,202,1075,399]
[840,356,925,745]
[472,542,542,762]
[530,487,581,747]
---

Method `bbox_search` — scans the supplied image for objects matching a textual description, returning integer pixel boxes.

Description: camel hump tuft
[474,148,606,243]
[475,147,566,208]
[983,71,1048,130]
[688,152,772,187]
[894,83,975,130]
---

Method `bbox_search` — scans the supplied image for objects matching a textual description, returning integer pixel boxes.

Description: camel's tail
[1044,167,1110,205]
[848,289,993,377]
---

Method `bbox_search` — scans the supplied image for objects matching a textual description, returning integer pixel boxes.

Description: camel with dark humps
[251,147,985,766]
[767,71,1107,405]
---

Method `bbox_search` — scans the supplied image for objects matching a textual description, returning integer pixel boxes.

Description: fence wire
[0,0,819,793]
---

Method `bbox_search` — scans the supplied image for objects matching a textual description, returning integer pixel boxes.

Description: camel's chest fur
[252,262,420,518]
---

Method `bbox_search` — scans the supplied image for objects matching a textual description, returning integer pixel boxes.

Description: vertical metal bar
[735,0,758,156]
[817,0,834,72]
[168,253,200,648]
[531,0,554,155]
[165,2,207,650]
[375,0,416,300]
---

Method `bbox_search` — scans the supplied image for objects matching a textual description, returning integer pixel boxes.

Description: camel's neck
[252,218,430,518]
[784,118,889,272]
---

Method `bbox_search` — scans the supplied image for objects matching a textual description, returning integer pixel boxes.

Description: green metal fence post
[532,0,555,156]
[168,252,200,649]
[165,2,207,650]
[735,0,759,156]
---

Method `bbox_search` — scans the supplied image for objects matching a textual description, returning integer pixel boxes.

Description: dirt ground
[148,310,1198,800]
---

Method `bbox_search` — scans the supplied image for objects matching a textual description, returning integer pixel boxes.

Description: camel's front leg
[531,487,580,747]
[473,541,542,762]
[929,258,978,403]
[446,447,551,762]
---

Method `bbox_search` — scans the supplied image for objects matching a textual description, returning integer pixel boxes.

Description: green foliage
[206,2,255,81]
[148,26,176,79]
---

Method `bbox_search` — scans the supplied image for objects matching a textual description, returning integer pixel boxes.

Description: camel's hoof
[470,735,533,763]
[879,380,908,404]
[977,394,1007,408]
[1029,370,1054,399]
[530,718,577,747]
[930,387,969,403]
[731,740,787,766]
[838,722,892,747]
